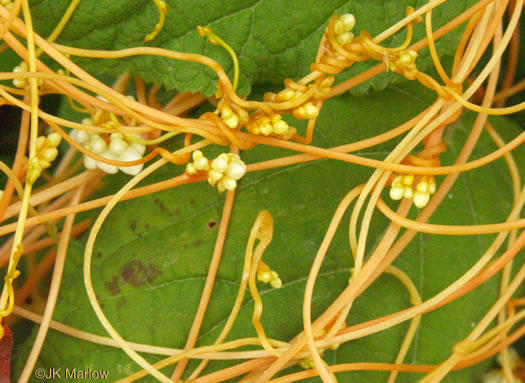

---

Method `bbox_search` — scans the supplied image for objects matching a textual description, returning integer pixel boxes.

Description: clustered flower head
[27,132,62,185]
[0,0,13,9]
[221,105,239,129]
[482,348,523,383]
[218,102,249,130]
[12,61,45,89]
[291,102,320,120]
[12,62,28,89]
[264,83,324,127]
[482,370,520,383]
[386,50,419,80]
[298,358,316,370]
[390,174,436,208]
[208,152,247,192]
[333,13,356,46]
[247,114,294,138]
[70,119,146,176]
[185,150,247,193]
[185,150,210,175]
[256,261,282,289]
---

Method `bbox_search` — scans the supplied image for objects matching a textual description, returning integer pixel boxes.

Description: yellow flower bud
[339,14,356,32]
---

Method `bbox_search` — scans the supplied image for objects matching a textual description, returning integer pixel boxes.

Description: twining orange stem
[0,1,523,382]
[15,248,56,304]
[170,189,237,381]
[329,0,496,97]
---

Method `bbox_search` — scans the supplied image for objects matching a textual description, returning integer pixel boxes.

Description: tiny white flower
[90,135,107,155]
[47,133,62,147]
[70,129,92,145]
[109,138,128,156]
[118,146,144,176]
[225,162,246,180]
[97,150,118,174]
[130,142,146,156]
[221,177,237,191]
[211,157,228,172]
[83,155,98,170]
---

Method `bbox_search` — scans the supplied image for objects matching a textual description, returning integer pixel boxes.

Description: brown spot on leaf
[154,197,172,216]
[95,251,102,258]
[131,220,137,232]
[208,221,217,229]
[190,198,196,205]
[192,239,203,247]
[121,260,162,288]
[105,276,120,295]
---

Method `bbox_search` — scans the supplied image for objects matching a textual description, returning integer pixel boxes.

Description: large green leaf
[12,79,525,382]
[28,0,475,96]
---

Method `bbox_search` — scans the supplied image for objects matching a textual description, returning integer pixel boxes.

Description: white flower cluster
[12,62,28,89]
[185,150,247,193]
[390,174,437,208]
[12,61,45,88]
[334,13,356,46]
[70,121,146,176]
[208,153,247,192]
[482,348,522,383]
[185,150,209,175]
[482,370,520,383]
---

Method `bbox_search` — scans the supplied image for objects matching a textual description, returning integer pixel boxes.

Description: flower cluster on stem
[256,261,282,289]
[27,132,62,185]
[185,150,247,193]
[70,119,146,176]
[390,174,437,208]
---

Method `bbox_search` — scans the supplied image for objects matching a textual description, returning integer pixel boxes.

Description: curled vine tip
[197,25,240,91]
[255,210,273,240]
[144,0,168,42]
[405,6,423,23]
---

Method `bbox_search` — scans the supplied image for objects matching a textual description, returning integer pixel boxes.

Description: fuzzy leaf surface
[28,0,475,96]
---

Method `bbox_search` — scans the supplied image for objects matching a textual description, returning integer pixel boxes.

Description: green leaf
[29,0,475,96]
[13,79,525,382]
